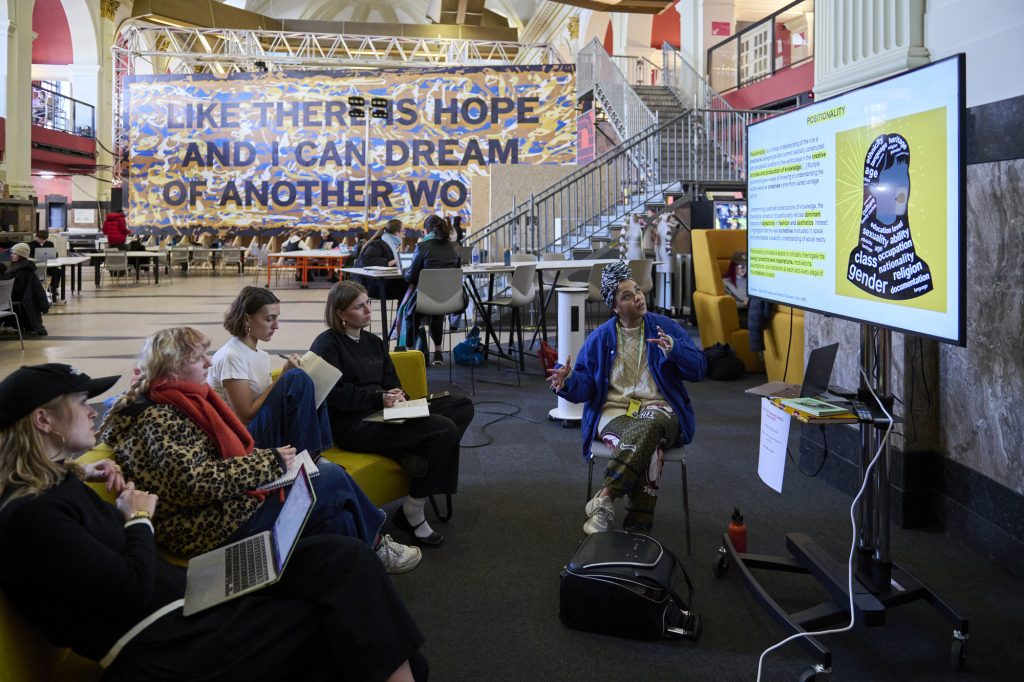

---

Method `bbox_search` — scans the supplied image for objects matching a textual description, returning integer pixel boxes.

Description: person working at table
[546,260,706,535]
[355,219,408,301]
[28,230,63,304]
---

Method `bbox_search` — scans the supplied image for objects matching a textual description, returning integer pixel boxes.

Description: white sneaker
[583,494,615,535]
[376,534,422,574]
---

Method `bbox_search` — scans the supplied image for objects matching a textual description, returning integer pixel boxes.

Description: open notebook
[297,351,342,408]
[383,397,430,421]
[256,449,320,492]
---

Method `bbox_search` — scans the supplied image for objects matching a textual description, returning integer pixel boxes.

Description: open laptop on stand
[183,463,316,616]
[746,343,840,399]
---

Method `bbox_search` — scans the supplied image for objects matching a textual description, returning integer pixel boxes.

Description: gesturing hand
[646,325,673,352]
[82,458,126,494]
[545,354,572,392]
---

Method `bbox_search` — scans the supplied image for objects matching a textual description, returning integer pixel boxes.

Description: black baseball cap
[0,364,119,429]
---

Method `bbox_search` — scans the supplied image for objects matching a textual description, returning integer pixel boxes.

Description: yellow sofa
[0,351,426,682]
[691,229,763,373]
[763,305,805,384]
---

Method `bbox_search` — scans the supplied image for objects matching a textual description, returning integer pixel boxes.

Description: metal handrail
[610,54,663,86]
[31,85,96,138]
[660,43,775,184]
[706,0,814,94]
[577,39,656,143]
[465,113,688,259]
[661,42,735,111]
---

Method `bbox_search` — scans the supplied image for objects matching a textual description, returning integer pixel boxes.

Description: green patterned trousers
[598,407,680,534]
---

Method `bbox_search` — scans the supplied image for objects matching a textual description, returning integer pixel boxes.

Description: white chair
[415,268,467,388]
[0,279,25,349]
[53,236,69,257]
[540,252,575,288]
[585,263,607,330]
[166,247,190,280]
[587,440,692,556]
[219,247,243,276]
[102,250,129,287]
[628,258,655,298]
[190,246,213,272]
[479,262,536,385]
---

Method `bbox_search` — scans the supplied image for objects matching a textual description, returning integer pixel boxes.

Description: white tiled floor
[0,270,402,395]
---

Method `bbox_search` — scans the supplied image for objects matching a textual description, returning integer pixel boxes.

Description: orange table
[266,249,350,288]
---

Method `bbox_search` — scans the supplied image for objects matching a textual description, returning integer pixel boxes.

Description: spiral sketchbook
[256,450,321,492]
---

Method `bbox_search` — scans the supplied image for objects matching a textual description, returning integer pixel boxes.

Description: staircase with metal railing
[464,41,774,262]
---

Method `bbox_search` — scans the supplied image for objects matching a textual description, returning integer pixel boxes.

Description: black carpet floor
[383,334,1024,682]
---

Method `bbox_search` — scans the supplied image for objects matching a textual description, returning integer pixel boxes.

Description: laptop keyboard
[224,537,269,596]
[774,384,802,398]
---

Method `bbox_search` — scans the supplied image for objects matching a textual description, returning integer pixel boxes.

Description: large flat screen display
[746,55,965,345]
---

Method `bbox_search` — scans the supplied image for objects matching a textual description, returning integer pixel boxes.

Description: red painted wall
[722,61,813,109]
[603,22,614,55]
[650,6,681,49]
[32,0,73,65]
[31,174,73,201]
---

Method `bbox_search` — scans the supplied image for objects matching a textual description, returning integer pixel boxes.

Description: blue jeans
[248,369,333,456]
[230,459,385,548]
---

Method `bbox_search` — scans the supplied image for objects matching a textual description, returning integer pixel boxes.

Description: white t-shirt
[208,336,272,405]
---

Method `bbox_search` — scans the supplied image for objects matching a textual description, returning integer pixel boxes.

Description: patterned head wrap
[600,260,633,308]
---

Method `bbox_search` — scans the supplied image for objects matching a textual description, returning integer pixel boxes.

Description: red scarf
[149,378,254,459]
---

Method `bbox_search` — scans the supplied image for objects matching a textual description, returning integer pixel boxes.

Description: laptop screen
[800,343,839,397]
[271,463,315,573]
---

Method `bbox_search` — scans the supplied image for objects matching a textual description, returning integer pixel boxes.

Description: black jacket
[355,238,396,268]
[404,236,460,286]
[1,260,49,332]
[0,475,185,661]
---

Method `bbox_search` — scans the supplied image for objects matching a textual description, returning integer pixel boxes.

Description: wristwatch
[128,510,151,521]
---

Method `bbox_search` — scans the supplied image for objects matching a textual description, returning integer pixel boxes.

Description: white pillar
[700,0,735,76]
[1,0,37,198]
[676,0,700,68]
[68,63,103,207]
[814,0,929,100]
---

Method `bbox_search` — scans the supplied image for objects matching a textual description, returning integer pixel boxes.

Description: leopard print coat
[102,401,283,558]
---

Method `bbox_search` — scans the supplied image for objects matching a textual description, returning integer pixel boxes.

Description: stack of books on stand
[770,396,858,424]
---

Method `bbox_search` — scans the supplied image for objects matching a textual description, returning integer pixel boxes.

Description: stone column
[0,0,37,199]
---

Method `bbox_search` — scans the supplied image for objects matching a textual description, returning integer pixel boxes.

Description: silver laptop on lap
[183,464,316,616]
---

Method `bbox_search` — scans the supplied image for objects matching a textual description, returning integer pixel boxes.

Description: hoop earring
[243,322,251,336]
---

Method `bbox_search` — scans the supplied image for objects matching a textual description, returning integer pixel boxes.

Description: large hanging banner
[125,65,576,234]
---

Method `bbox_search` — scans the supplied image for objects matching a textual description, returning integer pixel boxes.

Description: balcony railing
[31,85,96,138]
[707,0,814,94]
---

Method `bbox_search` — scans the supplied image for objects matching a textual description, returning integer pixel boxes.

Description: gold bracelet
[128,510,151,522]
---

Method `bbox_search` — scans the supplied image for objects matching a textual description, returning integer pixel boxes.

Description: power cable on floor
[460,400,546,448]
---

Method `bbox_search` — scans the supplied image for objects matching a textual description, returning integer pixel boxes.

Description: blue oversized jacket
[557,312,707,460]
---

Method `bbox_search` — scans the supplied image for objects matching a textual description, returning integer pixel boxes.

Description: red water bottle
[728,507,747,553]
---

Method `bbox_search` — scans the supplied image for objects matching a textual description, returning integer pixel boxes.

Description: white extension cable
[755,369,894,681]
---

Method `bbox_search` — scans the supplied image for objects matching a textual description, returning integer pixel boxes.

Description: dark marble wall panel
[939,159,1024,493]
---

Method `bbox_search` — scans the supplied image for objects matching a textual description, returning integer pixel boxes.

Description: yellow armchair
[763,304,805,384]
[691,229,763,373]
